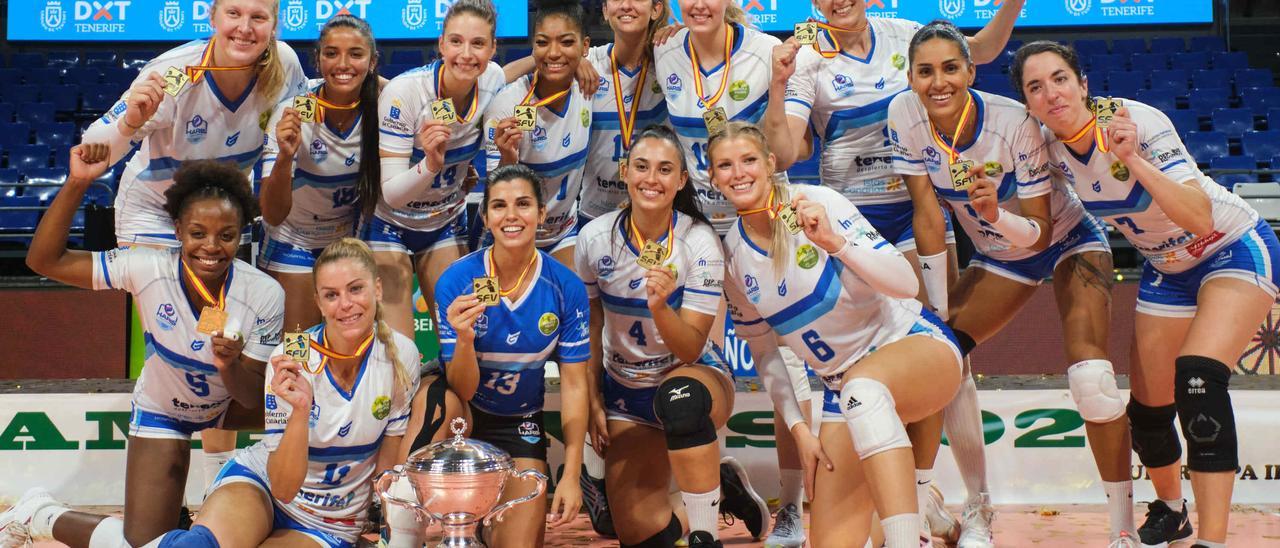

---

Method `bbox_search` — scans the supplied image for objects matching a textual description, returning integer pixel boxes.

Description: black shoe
[1137,499,1192,546]
[688,530,724,548]
[579,464,616,538]
[718,457,769,540]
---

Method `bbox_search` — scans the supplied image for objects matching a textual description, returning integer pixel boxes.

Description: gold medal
[637,240,668,269]
[431,98,457,123]
[703,107,728,135]
[690,25,734,136]
[794,22,818,45]
[293,95,318,123]
[283,332,310,362]
[778,205,803,234]
[196,306,228,335]
[473,277,501,306]
[949,160,976,191]
[162,66,190,97]
[1092,97,1122,129]
[514,105,537,131]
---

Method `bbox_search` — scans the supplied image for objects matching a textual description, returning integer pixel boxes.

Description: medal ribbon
[307,328,375,374]
[927,91,975,165]
[1061,105,1109,153]
[611,47,649,153]
[309,87,360,124]
[185,36,258,84]
[436,63,479,124]
[806,20,869,59]
[628,211,673,261]
[736,187,781,219]
[180,259,228,311]
[520,73,571,110]
[486,249,539,297]
[689,24,735,110]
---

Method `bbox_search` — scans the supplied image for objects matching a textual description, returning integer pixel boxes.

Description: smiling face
[605,0,662,39]
[812,0,866,31]
[175,198,242,281]
[533,15,586,87]
[318,27,373,99]
[626,137,688,213]
[709,134,776,211]
[314,257,380,342]
[908,37,977,124]
[483,177,546,252]
[1019,51,1094,136]
[440,13,497,83]
[210,0,276,67]
[678,0,729,37]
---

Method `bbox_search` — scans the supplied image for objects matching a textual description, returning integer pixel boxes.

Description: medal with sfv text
[702,107,728,135]
[283,332,310,362]
[637,241,668,269]
[778,205,803,234]
[163,66,190,97]
[431,98,457,123]
[293,95,318,123]
[473,276,500,306]
[1092,97,1122,129]
[794,22,818,45]
[949,159,976,191]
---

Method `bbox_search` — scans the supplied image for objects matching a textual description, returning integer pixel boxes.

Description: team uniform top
[258,326,418,541]
[723,185,921,386]
[376,61,507,232]
[580,44,670,220]
[88,39,307,244]
[434,249,591,416]
[483,77,592,247]
[655,24,780,234]
[1045,100,1258,274]
[574,211,725,388]
[91,246,284,427]
[261,79,363,249]
[889,89,1085,261]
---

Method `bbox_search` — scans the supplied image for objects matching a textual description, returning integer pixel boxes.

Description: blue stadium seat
[23,68,61,85]
[99,68,135,88]
[0,168,20,185]
[1149,69,1189,90]
[1108,79,1142,99]
[1074,39,1109,57]
[1183,131,1229,162]
[1210,108,1255,137]
[1190,36,1227,53]
[35,123,77,148]
[85,173,115,206]
[0,69,16,85]
[296,50,313,71]
[51,146,73,169]
[389,50,424,66]
[1089,54,1127,73]
[0,195,40,235]
[43,84,81,113]
[1106,70,1141,89]
[1186,89,1231,116]
[121,51,155,71]
[25,168,67,190]
[1212,51,1248,71]
[381,64,413,79]
[1241,87,1280,114]
[1213,172,1253,189]
[1147,82,1187,98]
[8,52,44,68]
[16,103,56,125]
[1084,71,1104,89]
[1192,69,1231,90]
[1112,38,1147,57]
[1130,53,1169,71]
[1272,155,1280,169]
[1150,37,1186,53]
[1165,110,1200,135]
[1235,69,1273,90]
[84,52,119,67]
[1172,51,1211,71]
[81,90,118,113]
[503,47,533,65]
[1242,131,1280,160]
[1269,108,1280,131]
[0,103,12,124]
[1211,155,1257,170]
[1136,89,1179,111]
[0,123,31,147]
[47,51,80,68]
[9,145,51,170]
[2,85,40,105]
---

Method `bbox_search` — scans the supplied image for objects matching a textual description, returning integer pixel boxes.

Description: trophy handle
[481,469,549,526]
[374,467,428,524]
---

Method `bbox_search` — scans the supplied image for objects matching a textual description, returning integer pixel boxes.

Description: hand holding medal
[493,117,525,166]
[790,192,844,253]
[1103,105,1139,161]
[417,118,453,174]
[269,354,314,410]
[964,169,1001,223]
[123,72,168,132]
[275,107,303,159]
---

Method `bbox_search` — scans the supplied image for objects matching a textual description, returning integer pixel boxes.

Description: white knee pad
[840,378,911,460]
[779,345,813,402]
[1067,359,1125,423]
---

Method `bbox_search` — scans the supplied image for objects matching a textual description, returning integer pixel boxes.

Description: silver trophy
[375,417,548,548]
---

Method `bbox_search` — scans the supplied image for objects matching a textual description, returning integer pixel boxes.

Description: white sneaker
[1108,531,1139,548]
[764,503,805,547]
[0,488,59,547]
[956,494,994,548]
[924,485,960,543]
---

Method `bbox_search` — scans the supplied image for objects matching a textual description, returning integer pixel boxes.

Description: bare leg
[809,422,877,548]
[486,458,550,548]
[605,421,684,544]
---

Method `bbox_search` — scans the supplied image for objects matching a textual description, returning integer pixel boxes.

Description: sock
[1195,540,1226,548]
[583,439,606,479]
[880,513,919,548]
[1160,498,1185,513]
[916,468,935,530]
[943,371,989,500]
[28,504,69,540]
[202,451,234,494]
[87,517,131,548]
[682,488,721,540]
[384,477,425,548]
[1102,480,1135,537]
[779,468,804,511]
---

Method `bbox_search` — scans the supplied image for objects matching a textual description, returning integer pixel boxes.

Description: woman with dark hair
[10,153,283,547]
[259,14,382,333]
[1012,40,1280,548]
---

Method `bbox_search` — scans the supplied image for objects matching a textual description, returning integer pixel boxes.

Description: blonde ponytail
[375,302,414,395]
[724,2,749,28]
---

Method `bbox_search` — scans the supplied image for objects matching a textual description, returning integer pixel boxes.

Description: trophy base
[434,523,486,548]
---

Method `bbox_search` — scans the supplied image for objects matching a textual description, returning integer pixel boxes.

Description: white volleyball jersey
[1045,99,1259,274]
[655,24,780,233]
[580,45,670,220]
[784,17,919,205]
[574,210,725,388]
[483,76,592,247]
[89,39,307,244]
[434,249,591,415]
[261,79,363,249]
[889,89,1085,261]
[723,185,921,382]
[376,61,507,231]
[91,247,284,423]
[260,326,418,532]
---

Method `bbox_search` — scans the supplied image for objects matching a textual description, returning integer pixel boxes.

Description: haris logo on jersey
[796,244,819,269]
[309,402,321,428]
[518,420,541,444]
[156,303,178,330]
[596,256,615,278]
[665,74,682,100]
[310,138,328,163]
[531,126,548,151]
[831,74,855,98]
[474,313,489,337]
[538,313,559,336]
[371,395,391,420]
[728,80,750,102]
[744,274,761,304]
[185,115,208,144]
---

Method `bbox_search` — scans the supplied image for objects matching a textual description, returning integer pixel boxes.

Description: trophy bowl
[376,418,548,548]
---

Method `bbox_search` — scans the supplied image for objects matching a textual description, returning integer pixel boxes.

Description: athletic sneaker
[1137,499,1192,547]
[957,493,995,548]
[0,488,59,547]
[763,503,805,547]
[1109,531,1139,548]
[687,530,723,548]
[579,463,616,538]
[925,485,961,543]
[718,456,769,540]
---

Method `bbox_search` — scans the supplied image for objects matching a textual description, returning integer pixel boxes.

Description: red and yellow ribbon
[185,36,258,84]
[689,24,735,110]
[927,91,975,165]
[309,88,360,124]
[180,259,228,311]
[1061,110,1109,153]
[611,46,649,154]
[307,329,375,374]
[804,20,869,59]
[486,249,539,298]
[520,73,571,109]
[437,63,479,124]
[629,211,673,259]
[736,187,782,219]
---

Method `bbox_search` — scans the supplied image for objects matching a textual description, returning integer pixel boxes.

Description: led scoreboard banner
[670,0,1214,31]
[8,0,529,40]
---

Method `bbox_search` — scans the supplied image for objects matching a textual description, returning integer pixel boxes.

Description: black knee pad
[1127,398,1182,468]
[951,328,977,356]
[621,513,682,548]
[410,374,450,452]
[1174,355,1238,472]
[653,376,716,451]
